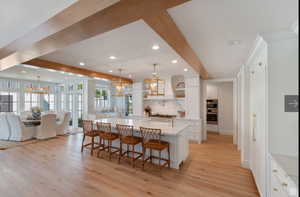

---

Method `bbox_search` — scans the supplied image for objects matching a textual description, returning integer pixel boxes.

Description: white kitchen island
[95,118,190,169]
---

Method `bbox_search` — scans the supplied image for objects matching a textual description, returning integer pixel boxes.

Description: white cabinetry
[185,77,200,120]
[270,154,298,197]
[249,39,268,197]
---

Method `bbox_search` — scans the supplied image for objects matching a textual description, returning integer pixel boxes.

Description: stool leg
[118,141,122,164]
[132,145,135,168]
[91,136,94,156]
[167,145,171,168]
[108,140,112,161]
[150,149,153,164]
[81,134,85,152]
[159,150,161,169]
[142,146,145,170]
[127,144,129,157]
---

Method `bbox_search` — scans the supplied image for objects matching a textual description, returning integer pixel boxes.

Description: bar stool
[81,120,102,156]
[140,127,171,171]
[96,122,120,160]
[117,124,143,168]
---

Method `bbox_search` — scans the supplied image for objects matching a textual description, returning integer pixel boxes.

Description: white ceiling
[0,0,77,48]
[41,20,197,81]
[168,0,298,78]
[0,0,298,80]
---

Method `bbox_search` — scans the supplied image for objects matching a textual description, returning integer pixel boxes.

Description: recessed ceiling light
[109,56,116,60]
[109,70,113,73]
[229,40,241,46]
[172,60,178,64]
[184,68,188,72]
[60,71,66,74]
[152,44,160,50]
[94,77,109,81]
[79,62,85,66]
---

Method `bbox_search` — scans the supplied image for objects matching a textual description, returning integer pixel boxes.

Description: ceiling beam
[0,0,209,79]
[24,59,133,84]
[0,0,120,59]
[143,11,209,79]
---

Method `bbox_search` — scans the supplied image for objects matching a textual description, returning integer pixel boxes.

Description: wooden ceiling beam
[143,11,209,79]
[0,0,120,59]
[24,59,133,84]
[0,0,209,79]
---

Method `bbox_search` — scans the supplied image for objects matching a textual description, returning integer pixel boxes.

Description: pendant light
[25,76,50,94]
[112,68,127,97]
[144,64,165,96]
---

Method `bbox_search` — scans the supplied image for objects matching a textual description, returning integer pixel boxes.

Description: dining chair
[140,127,170,171]
[117,124,143,168]
[81,120,101,156]
[96,122,120,160]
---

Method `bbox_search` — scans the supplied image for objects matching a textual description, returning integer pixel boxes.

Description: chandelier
[25,76,50,94]
[144,64,165,96]
[112,68,128,97]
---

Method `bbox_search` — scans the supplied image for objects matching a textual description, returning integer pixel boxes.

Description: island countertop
[95,118,190,136]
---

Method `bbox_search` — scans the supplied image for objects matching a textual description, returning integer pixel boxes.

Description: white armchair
[0,114,10,140]
[6,114,36,141]
[36,114,57,140]
[56,112,71,135]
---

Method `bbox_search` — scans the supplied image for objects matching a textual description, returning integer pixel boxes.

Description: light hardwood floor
[0,133,259,197]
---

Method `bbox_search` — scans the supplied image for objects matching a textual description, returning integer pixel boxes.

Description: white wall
[267,34,299,157]
[218,82,234,135]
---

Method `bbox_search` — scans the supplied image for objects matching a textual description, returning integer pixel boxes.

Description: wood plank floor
[0,133,259,197]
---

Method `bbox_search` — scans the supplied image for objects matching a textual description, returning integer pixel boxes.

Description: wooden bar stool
[81,120,102,156]
[117,124,143,168]
[140,127,171,171]
[96,122,120,160]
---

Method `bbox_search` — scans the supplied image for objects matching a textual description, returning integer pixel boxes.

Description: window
[44,94,55,111]
[0,91,18,113]
[95,88,110,110]
[78,94,83,128]
[61,94,65,111]
[24,93,39,111]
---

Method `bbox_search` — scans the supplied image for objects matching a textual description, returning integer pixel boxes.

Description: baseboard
[241,160,250,169]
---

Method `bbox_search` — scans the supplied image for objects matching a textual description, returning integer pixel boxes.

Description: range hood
[145,75,185,100]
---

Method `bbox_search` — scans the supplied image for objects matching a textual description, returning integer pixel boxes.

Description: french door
[250,61,267,196]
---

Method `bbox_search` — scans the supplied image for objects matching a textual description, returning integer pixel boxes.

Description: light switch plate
[285,95,299,112]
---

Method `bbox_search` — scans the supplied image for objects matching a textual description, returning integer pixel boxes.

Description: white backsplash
[144,99,185,116]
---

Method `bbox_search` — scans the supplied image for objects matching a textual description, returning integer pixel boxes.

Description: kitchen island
[95,118,190,169]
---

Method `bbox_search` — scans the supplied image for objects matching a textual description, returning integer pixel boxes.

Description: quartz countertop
[95,118,189,136]
[271,154,299,186]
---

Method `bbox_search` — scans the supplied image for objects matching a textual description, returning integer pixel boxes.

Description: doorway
[204,81,235,143]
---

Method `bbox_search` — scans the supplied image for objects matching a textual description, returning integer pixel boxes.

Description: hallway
[0,133,259,197]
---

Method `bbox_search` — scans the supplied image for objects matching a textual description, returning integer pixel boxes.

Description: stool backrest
[140,127,162,143]
[96,122,112,134]
[83,120,94,133]
[116,124,134,138]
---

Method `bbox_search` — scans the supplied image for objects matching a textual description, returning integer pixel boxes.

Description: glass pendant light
[112,68,127,97]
